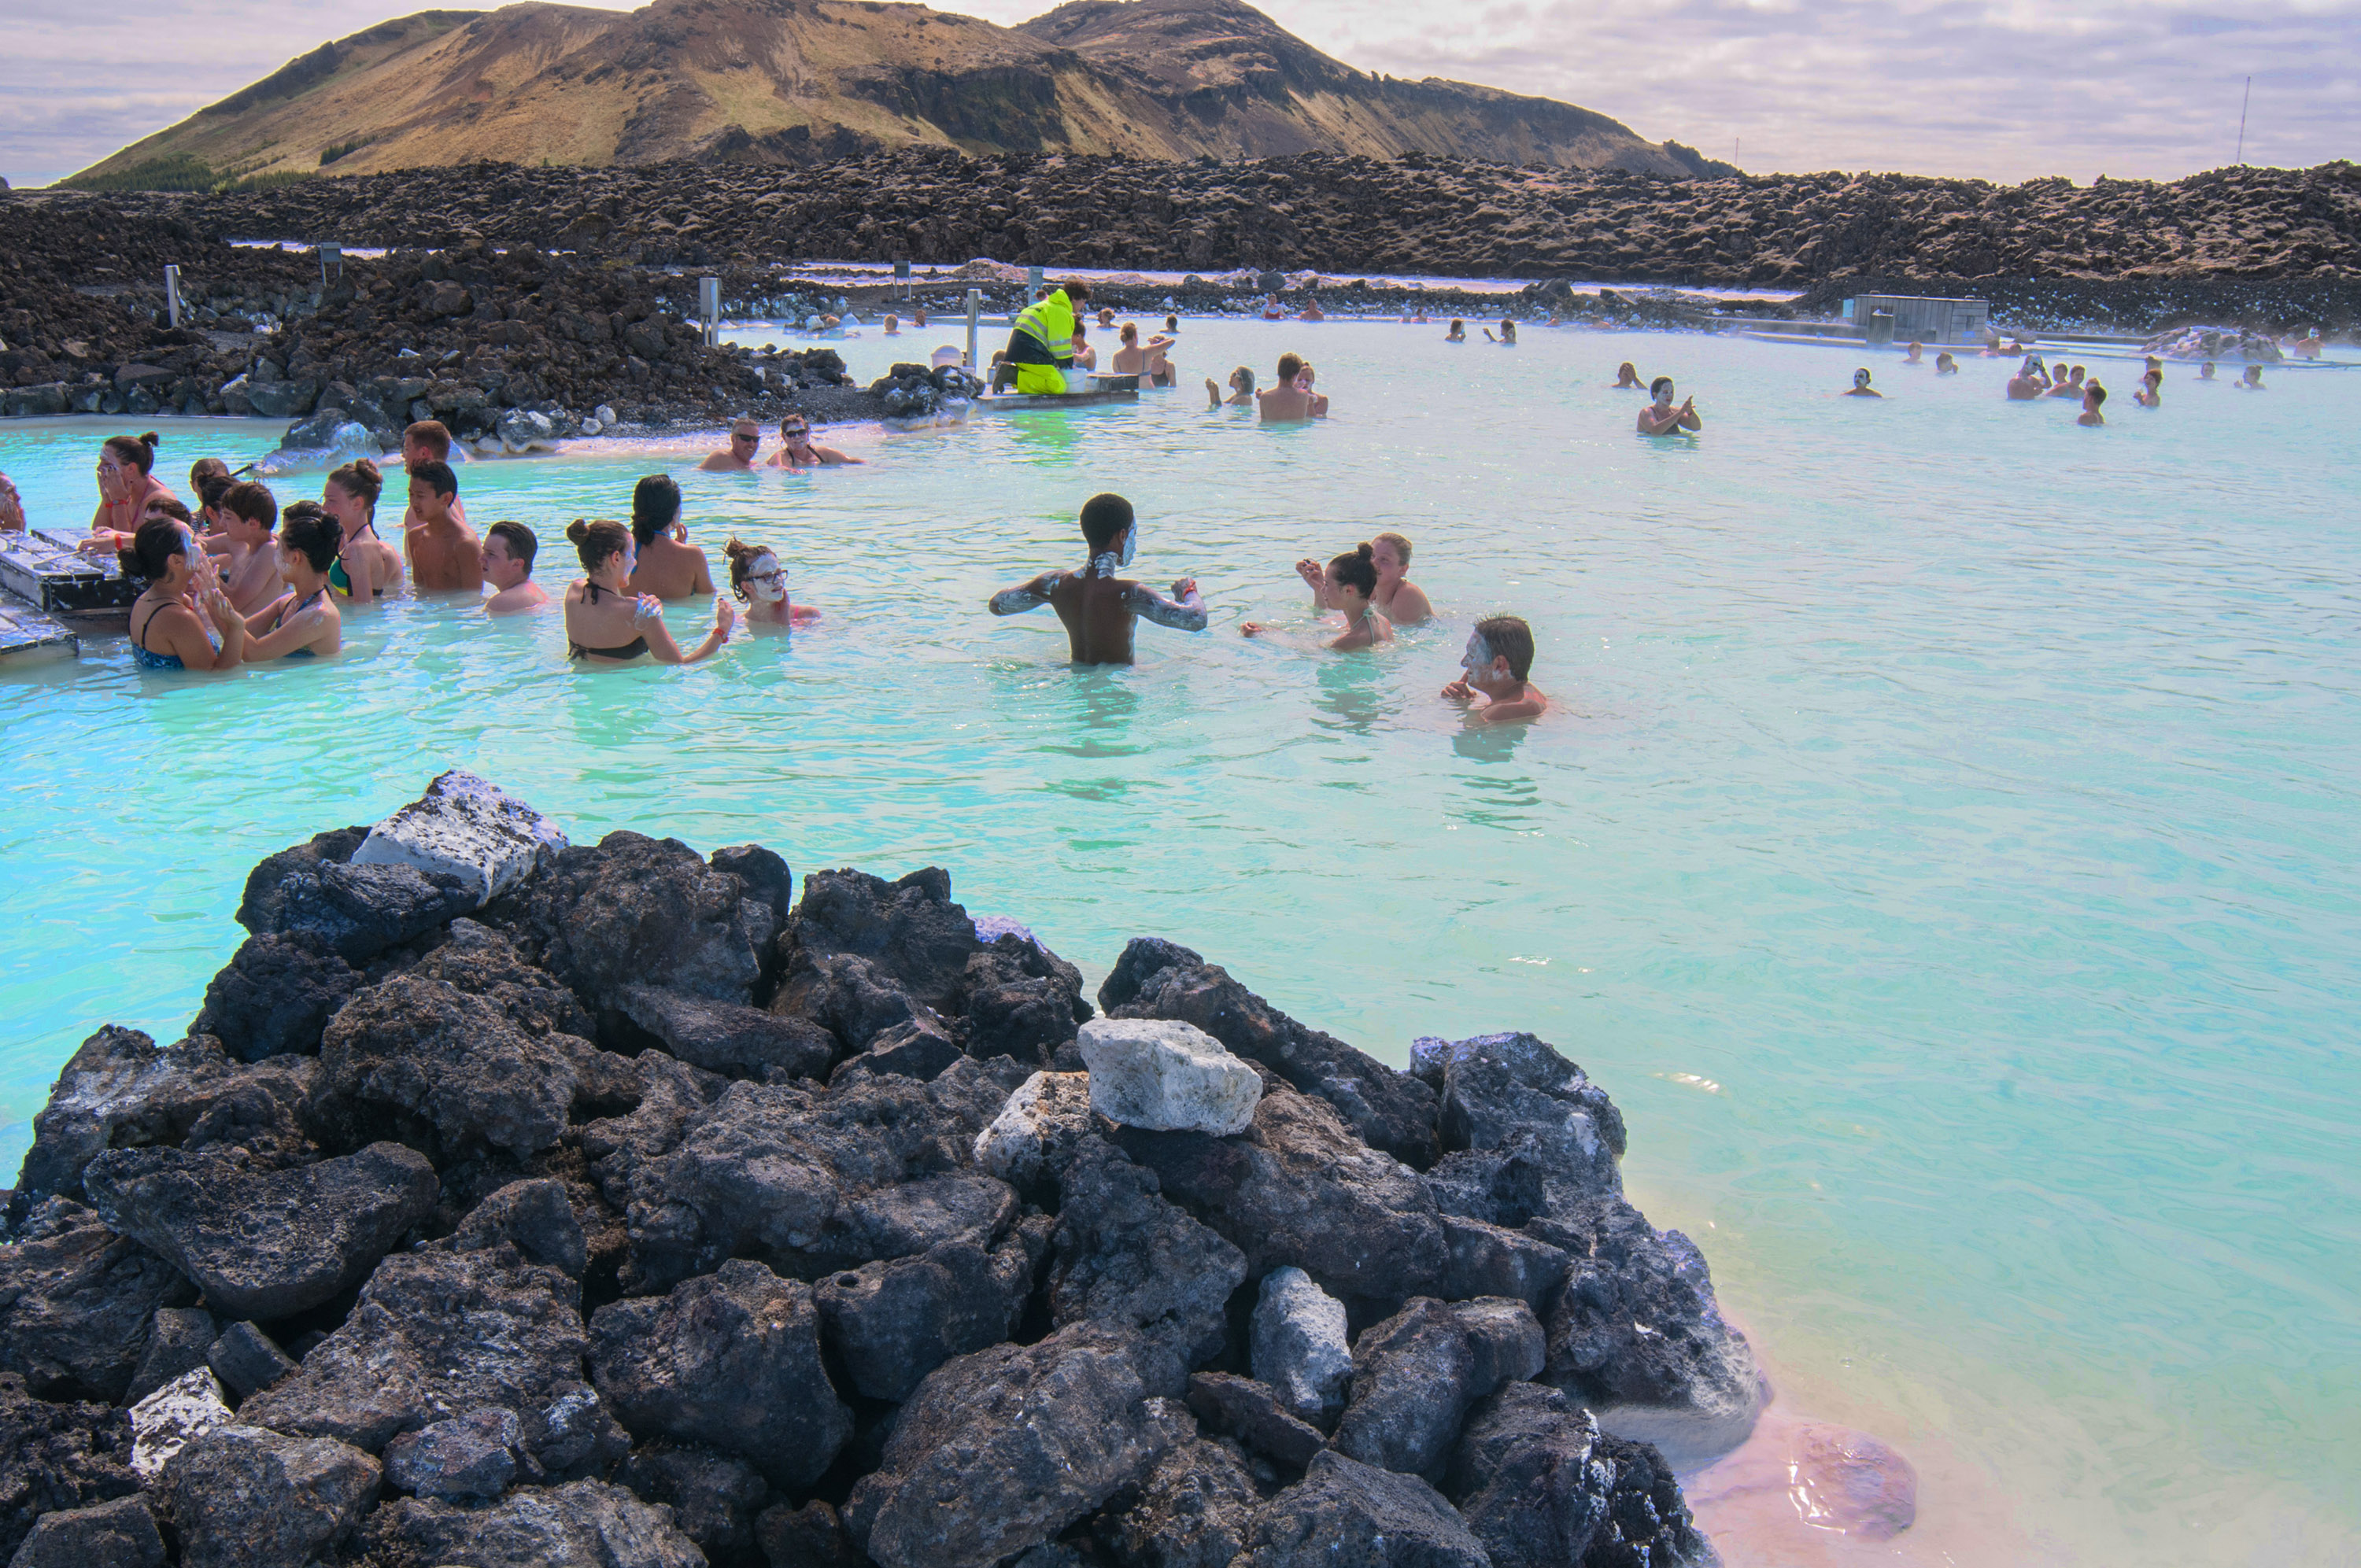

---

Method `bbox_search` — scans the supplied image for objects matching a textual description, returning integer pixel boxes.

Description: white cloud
[3,0,2353,188]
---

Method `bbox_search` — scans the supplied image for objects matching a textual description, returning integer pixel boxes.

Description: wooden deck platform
[0,589,81,663]
[0,529,139,623]
[974,374,1143,411]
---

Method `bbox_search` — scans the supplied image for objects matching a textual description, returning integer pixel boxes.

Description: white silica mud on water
[3,319,2359,1563]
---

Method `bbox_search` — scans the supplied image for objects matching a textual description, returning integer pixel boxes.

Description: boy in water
[986,493,1207,666]
[482,521,548,614]
[215,480,285,615]
[401,421,468,532]
[405,462,482,591]
[1442,615,1548,724]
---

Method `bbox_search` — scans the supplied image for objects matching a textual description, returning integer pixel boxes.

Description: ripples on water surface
[3,324,2356,1562]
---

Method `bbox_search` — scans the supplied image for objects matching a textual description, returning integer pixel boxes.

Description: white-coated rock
[129,1366,232,1479]
[1251,1266,1353,1424]
[349,769,567,907]
[1078,1017,1261,1135]
[974,1071,1093,1188]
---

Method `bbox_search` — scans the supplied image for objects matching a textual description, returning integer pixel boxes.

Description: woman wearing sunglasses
[723,537,822,630]
[764,415,863,467]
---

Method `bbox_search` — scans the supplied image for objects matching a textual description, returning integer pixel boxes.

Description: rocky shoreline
[5,150,2355,440]
[0,771,1770,1566]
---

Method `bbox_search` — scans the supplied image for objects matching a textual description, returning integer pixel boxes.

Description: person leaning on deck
[1003,280,1092,394]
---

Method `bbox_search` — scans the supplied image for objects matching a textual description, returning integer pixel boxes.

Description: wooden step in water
[974,382,1143,411]
[0,529,139,622]
[0,588,81,663]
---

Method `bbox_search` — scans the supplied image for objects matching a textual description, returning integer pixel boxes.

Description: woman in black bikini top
[229,502,345,661]
[561,518,733,666]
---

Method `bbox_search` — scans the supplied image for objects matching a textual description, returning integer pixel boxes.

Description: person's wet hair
[104,432,161,476]
[2086,382,2108,407]
[196,472,237,513]
[143,496,192,524]
[1650,377,1674,397]
[1231,366,1256,394]
[486,520,538,573]
[1079,493,1135,551]
[279,502,342,572]
[408,459,457,500]
[567,518,633,573]
[1474,614,1535,681]
[327,457,382,511]
[405,419,454,459]
[1277,352,1304,383]
[129,515,191,580]
[222,481,277,532]
[632,474,683,546]
[1373,530,1412,568]
[1330,543,1379,599]
[190,456,231,494]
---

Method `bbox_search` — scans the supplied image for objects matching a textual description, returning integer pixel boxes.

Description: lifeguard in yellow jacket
[1004,280,1094,395]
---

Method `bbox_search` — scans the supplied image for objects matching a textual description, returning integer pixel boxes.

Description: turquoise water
[4,324,2358,1562]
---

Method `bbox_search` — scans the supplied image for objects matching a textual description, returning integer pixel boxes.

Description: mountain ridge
[69,0,1731,186]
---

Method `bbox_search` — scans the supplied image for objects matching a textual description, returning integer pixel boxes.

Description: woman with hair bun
[236,501,343,660]
[563,518,733,665]
[722,537,821,630]
[125,515,246,671]
[1292,529,1429,626]
[1244,543,1392,651]
[323,458,402,603]
[82,432,179,557]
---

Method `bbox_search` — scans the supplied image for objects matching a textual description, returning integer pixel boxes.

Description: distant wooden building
[1846,294,1990,345]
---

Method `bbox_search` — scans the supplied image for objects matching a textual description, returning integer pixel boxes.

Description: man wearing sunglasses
[764,416,863,467]
[698,418,765,472]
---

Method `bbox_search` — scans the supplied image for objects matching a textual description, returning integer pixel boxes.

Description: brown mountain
[69,0,1727,186]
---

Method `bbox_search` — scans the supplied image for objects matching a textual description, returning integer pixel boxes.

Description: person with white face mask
[1441,615,1548,725]
[1843,367,1883,398]
[986,492,1208,666]
[723,537,821,629]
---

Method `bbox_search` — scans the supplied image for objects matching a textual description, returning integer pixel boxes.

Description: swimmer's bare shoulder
[1476,683,1548,724]
[988,568,1068,614]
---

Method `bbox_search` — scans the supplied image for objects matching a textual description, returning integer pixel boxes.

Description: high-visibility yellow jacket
[1007,289,1078,370]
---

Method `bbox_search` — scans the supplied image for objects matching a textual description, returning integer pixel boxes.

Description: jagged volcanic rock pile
[0,773,1745,1566]
[65,149,2361,287]
[0,208,869,437]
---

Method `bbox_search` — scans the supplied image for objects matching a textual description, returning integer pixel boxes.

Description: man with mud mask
[1442,615,1548,724]
[986,493,1207,666]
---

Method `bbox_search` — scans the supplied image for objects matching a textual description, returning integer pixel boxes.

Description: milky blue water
[2,323,2355,1562]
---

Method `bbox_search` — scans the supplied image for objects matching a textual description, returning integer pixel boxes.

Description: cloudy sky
[2,0,2351,188]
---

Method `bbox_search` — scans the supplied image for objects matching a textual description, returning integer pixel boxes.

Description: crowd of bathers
[12,318,2282,695]
[28,422,812,668]
[3,421,1553,721]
